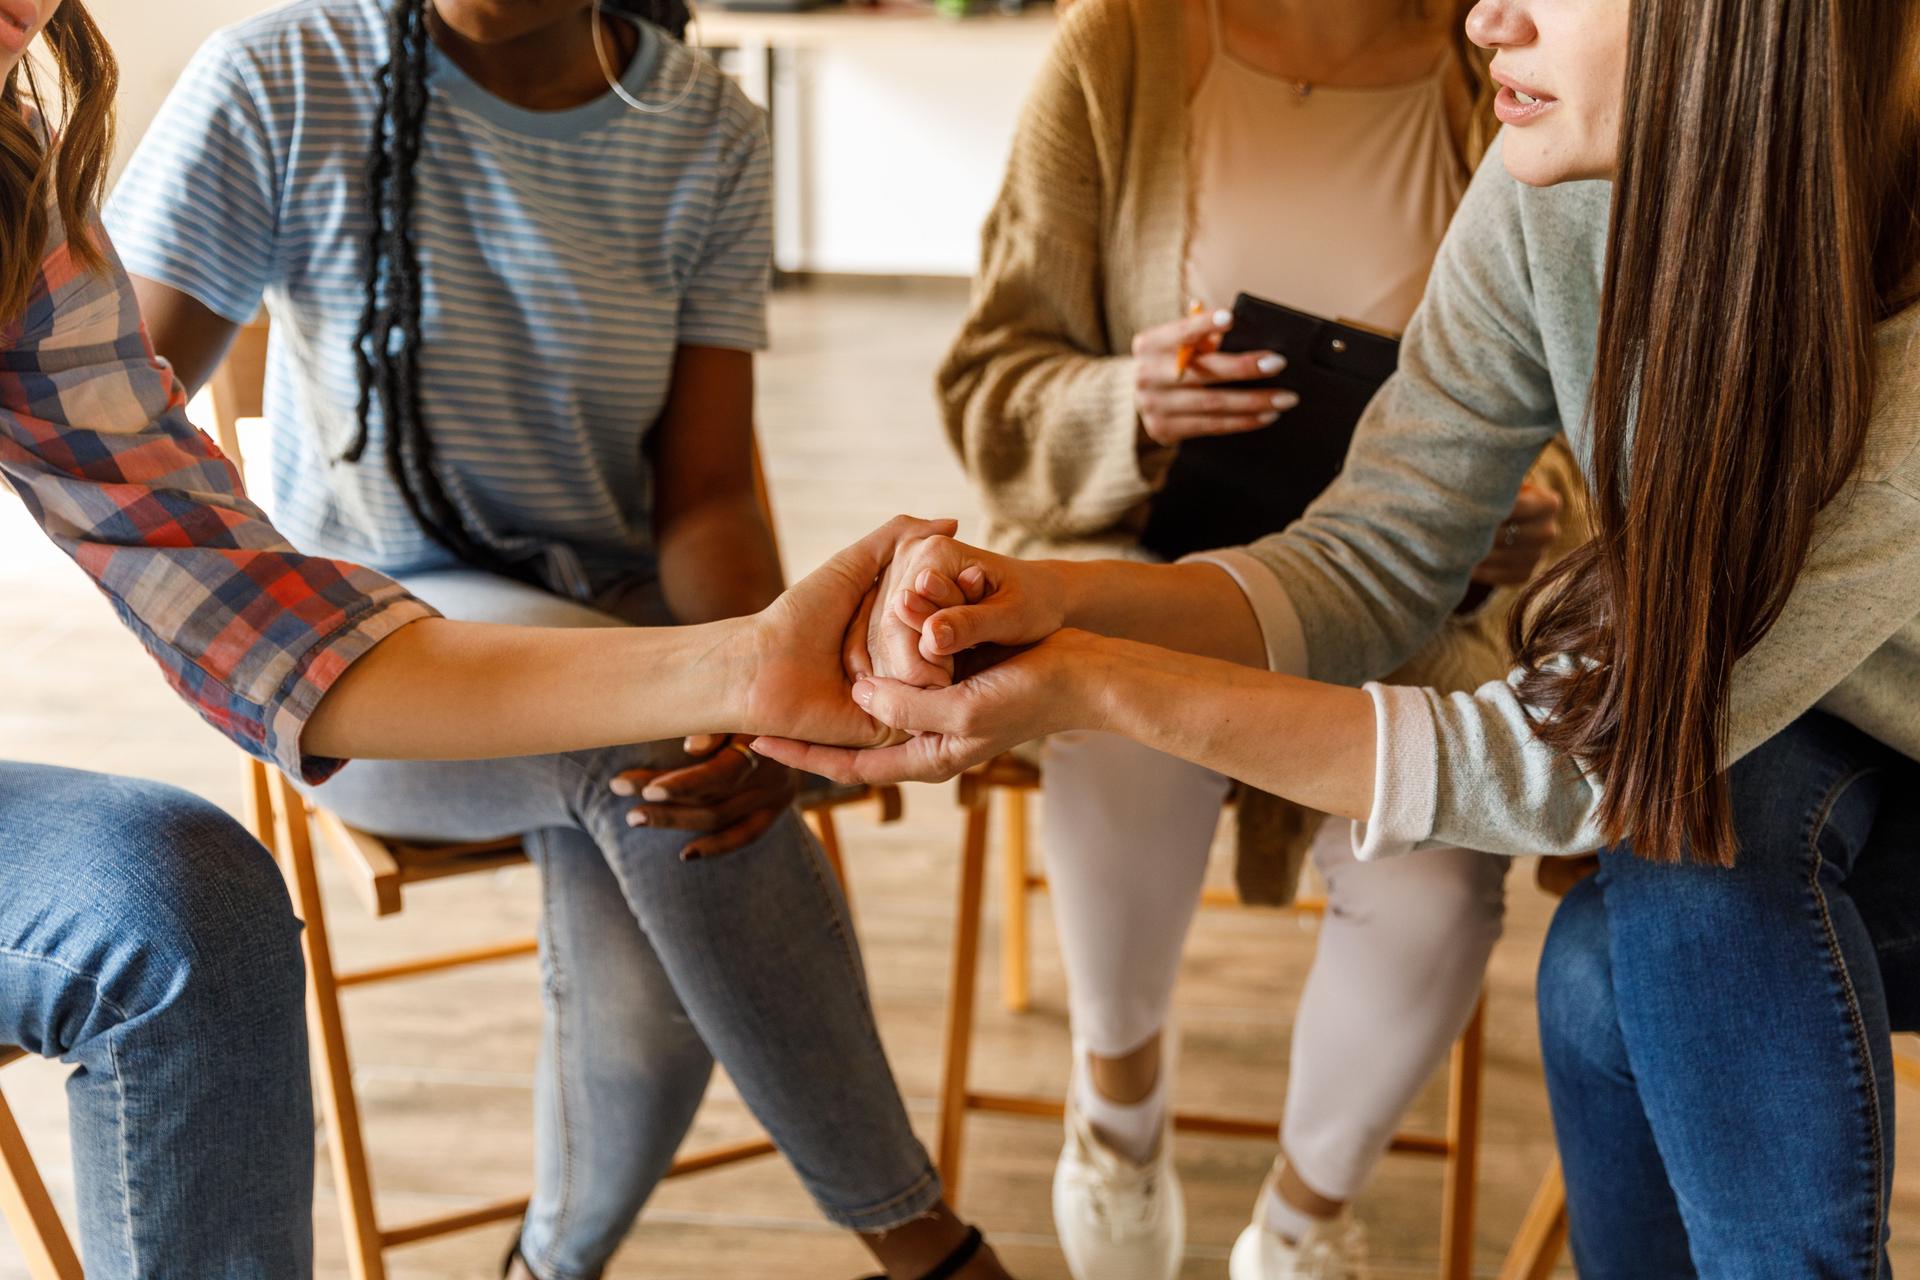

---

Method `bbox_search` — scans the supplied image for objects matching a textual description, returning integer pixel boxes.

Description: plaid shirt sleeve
[1,209,437,783]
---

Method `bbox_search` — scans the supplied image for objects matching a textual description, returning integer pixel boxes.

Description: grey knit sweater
[1202,136,1920,860]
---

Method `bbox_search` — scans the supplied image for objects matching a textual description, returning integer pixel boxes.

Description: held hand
[1470,482,1564,588]
[611,734,800,861]
[848,548,990,690]
[1134,307,1300,446]
[742,515,960,749]
[881,535,1068,665]
[752,630,1107,785]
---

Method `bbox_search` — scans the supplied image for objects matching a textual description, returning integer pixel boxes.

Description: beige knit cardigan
[935,0,1590,900]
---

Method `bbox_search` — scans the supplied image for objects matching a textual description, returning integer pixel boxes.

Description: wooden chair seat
[938,752,1486,1280]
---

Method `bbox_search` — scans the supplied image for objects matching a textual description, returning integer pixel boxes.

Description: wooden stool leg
[1439,995,1487,1280]
[1000,789,1031,1014]
[0,1088,82,1280]
[937,785,992,1208]
[274,777,387,1280]
[1496,1158,1568,1280]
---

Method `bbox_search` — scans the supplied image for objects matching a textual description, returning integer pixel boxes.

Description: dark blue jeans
[1538,712,1920,1279]
[0,762,312,1278]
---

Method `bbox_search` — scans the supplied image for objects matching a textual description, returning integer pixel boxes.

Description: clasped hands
[613,517,1058,857]
[751,518,1097,786]
[620,481,1563,851]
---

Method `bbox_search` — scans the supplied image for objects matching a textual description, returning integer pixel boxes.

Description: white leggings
[1040,730,1508,1199]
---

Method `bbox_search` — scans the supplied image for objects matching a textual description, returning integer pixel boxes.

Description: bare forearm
[1087,635,1375,819]
[656,496,787,623]
[1053,559,1270,667]
[303,616,751,760]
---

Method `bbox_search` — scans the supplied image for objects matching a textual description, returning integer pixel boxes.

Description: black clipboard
[1138,292,1399,562]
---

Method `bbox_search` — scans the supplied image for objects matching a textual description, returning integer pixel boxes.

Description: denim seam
[1803,766,1887,1280]
[795,818,891,1070]
[791,818,942,1226]
[108,1031,139,1275]
[529,827,581,1277]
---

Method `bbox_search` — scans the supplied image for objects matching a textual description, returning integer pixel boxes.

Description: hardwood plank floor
[3,277,1917,1278]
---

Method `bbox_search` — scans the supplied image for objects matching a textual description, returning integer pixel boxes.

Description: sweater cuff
[1180,548,1309,675]
[1350,682,1441,862]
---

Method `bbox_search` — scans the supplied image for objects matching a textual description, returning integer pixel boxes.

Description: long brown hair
[0,0,117,327]
[1511,0,1920,865]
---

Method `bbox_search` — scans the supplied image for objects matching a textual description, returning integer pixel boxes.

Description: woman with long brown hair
[767,0,1920,1272]
[933,0,1578,1275]
[1,4,1009,1276]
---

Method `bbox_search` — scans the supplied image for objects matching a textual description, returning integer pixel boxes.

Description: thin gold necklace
[1271,11,1414,101]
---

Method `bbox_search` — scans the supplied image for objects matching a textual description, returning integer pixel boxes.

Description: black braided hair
[345,0,691,578]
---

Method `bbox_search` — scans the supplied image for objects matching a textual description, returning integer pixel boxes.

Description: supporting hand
[753,630,1110,785]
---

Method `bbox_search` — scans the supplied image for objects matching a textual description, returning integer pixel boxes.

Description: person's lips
[0,0,36,56]
[1491,69,1559,126]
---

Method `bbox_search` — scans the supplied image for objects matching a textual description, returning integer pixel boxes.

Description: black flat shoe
[859,1226,985,1280]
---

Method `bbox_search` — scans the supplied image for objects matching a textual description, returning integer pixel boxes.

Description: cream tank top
[1183,1,1469,334]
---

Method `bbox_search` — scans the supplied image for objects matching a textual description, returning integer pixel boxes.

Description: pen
[1173,300,1206,379]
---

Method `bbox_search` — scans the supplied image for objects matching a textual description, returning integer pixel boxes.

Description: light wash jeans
[0,761,312,1279]
[305,569,939,1280]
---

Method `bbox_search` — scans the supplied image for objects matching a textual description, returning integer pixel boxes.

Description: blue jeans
[0,761,312,1279]
[306,570,939,1280]
[1538,712,1920,1279]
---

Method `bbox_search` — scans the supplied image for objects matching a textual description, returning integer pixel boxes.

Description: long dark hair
[346,0,690,578]
[0,0,116,326]
[1510,0,1920,866]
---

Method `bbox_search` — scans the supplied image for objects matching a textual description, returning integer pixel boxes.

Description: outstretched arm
[754,629,1376,824]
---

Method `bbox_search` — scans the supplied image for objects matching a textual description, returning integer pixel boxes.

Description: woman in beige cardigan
[934,1,1583,1276]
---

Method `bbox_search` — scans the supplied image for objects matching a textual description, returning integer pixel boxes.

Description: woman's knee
[1537,877,1626,1081]
[81,775,304,1019]
[1323,842,1507,951]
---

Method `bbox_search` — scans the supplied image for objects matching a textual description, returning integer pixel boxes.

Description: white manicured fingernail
[1212,309,1234,327]
[1272,392,1299,410]
[1257,355,1286,375]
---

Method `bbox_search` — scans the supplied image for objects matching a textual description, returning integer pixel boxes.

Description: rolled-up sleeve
[2,214,435,782]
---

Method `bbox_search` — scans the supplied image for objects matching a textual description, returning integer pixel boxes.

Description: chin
[1500,137,1613,188]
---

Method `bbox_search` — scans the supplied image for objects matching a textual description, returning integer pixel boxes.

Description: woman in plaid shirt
[0,5,999,1277]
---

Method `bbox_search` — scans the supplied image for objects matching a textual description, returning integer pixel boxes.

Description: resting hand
[612,733,800,861]
[1471,482,1563,588]
[1134,307,1299,446]
[740,515,959,749]
[753,630,1107,785]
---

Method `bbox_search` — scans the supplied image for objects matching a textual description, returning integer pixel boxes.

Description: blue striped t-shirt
[106,0,771,598]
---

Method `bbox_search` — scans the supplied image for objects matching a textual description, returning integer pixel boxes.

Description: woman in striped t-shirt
[110,3,1010,1278]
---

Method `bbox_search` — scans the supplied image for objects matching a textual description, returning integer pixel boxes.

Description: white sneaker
[1052,1098,1184,1280]
[1228,1168,1370,1280]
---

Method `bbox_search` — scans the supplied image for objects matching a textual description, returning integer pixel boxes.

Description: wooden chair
[936,754,1488,1280]
[205,317,904,1280]
[0,1048,82,1280]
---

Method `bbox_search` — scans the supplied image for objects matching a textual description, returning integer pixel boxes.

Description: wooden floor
[4,277,1920,1278]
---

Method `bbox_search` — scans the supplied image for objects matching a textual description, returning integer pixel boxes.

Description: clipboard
[1138,292,1399,562]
